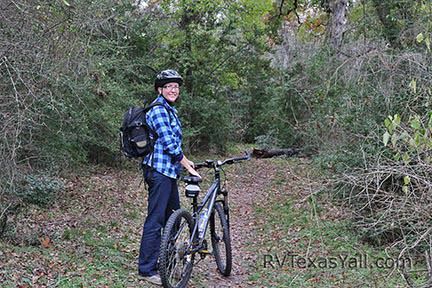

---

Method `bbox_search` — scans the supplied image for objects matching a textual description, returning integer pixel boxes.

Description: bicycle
[158,153,251,288]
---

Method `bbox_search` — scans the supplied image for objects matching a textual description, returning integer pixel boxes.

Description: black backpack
[119,103,164,158]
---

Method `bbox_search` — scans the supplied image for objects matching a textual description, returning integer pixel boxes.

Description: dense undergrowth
[2,1,432,286]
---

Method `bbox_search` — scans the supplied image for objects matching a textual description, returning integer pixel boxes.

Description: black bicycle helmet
[154,69,183,91]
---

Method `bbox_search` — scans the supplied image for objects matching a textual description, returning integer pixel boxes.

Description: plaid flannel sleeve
[149,106,183,161]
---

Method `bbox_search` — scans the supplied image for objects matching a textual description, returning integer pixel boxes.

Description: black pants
[138,167,180,276]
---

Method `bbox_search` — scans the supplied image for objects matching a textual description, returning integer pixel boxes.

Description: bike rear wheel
[159,208,195,288]
[210,202,232,276]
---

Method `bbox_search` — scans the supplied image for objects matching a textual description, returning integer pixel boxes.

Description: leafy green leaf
[384,118,391,129]
[409,79,417,94]
[383,132,390,146]
[402,153,410,164]
[428,113,432,129]
[403,175,411,185]
[410,116,421,130]
[416,32,424,43]
[414,131,423,146]
[394,114,401,126]
[391,132,398,146]
[384,116,395,133]
[400,131,410,141]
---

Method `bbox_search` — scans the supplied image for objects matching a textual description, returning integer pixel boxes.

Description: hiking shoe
[140,274,162,286]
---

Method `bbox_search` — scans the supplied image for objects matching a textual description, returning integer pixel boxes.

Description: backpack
[119,103,164,159]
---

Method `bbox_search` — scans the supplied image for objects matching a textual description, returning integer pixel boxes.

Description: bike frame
[184,154,249,253]
[158,153,250,288]
[189,166,224,250]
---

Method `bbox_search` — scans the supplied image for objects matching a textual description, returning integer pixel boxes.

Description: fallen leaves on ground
[0,157,333,287]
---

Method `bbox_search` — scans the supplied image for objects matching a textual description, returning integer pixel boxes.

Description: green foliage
[416,32,432,52]
[1,0,277,210]
[2,1,432,268]
[3,2,432,286]
[364,0,432,49]
[250,158,416,287]
[3,0,429,169]
[17,175,64,207]
[383,112,432,165]
[145,0,275,152]
[271,37,432,167]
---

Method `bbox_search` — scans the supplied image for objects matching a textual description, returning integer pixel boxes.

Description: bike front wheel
[210,202,232,276]
[159,208,195,288]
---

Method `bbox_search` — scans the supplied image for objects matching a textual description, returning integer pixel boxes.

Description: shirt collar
[156,95,177,113]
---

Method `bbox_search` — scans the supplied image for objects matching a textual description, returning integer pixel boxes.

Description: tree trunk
[326,0,348,51]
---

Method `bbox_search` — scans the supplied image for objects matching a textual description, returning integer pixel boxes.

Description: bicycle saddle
[182,175,202,184]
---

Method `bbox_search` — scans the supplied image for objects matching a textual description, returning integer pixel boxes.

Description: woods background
[1,0,432,286]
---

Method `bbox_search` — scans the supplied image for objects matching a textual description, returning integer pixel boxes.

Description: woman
[138,69,200,285]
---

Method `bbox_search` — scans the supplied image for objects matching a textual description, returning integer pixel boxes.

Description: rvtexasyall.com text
[263,252,413,270]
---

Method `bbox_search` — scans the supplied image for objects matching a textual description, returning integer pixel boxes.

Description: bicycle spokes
[159,209,194,288]
[210,203,232,276]
[160,154,249,287]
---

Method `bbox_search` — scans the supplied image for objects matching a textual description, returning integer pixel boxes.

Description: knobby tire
[210,202,232,276]
[159,208,194,288]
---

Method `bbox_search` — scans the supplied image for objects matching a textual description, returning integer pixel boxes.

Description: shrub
[16,175,64,207]
[337,112,432,283]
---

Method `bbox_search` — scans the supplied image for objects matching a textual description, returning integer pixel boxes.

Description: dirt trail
[190,159,281,288]
[0,158,305,287]
[10,157,401,288]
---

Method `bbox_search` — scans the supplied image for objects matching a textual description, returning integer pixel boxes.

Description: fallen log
[252,148,300,159]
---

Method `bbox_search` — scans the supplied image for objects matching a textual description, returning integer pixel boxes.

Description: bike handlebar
[194,152,251,170]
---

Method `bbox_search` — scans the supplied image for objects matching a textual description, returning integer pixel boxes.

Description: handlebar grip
[194,163,207,170]
[194,153,250,169]
[222,153,251,165]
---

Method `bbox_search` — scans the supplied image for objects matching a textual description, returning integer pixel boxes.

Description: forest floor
[0,155,416,287]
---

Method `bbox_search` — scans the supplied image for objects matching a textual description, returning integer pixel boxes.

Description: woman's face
[159,82,180,103]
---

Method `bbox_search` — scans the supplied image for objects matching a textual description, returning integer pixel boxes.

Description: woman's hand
[186,166,201,178]
[188,159,195,168]
[180,156,201,178]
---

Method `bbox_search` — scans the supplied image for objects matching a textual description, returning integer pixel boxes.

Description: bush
[16,175,64,207]
[336,112,432,284]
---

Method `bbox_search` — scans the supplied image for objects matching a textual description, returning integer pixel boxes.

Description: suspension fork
[223,191,230,227]
[215,166,230,227]
[216,187,230,227]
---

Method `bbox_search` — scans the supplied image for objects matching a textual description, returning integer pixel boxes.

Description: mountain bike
[158,153,251,288]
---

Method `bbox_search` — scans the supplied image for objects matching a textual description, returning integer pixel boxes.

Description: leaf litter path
[191,159,290,288]
[0,158,309,287]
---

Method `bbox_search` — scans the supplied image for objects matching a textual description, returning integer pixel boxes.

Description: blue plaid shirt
[143,96,183,179]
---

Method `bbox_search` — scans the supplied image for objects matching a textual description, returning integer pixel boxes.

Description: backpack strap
[144,102,172,120]
[144,102,172,170]
[143,102,163,113]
